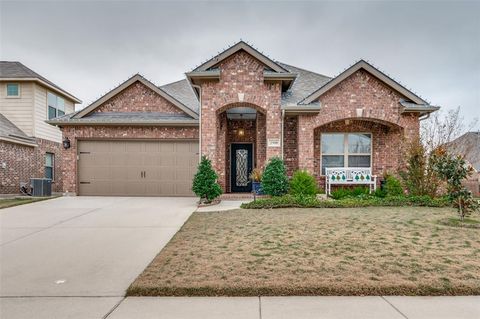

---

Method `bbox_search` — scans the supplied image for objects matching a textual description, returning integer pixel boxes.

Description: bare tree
[421,106,478,153]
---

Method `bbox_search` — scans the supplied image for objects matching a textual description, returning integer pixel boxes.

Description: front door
[231,143,253,192]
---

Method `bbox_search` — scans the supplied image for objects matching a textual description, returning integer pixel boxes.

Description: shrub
[192,156,222,203]
[384,174,403,196]
[330,187,351,200]
[261,157,289,196]
[240,194,450,209]
[289,170,319,197]
[351,186,370,197]
[330,186,369,199]
[373,188,387,198]
[400,139,441,197]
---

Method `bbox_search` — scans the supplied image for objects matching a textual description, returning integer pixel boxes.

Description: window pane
[45,167,53,180]
[48,106,57,119]
[322,155,344,175]
[7,83,19,96]
[57,97,65,111]
[348,133,371,153]
[45,153,53,167]
[47,92,56,107]
[348,155,371,167]
[58,110,65,117]
[321,133,344,154]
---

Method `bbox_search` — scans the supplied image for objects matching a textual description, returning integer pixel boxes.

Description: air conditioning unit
[30,178,52,197]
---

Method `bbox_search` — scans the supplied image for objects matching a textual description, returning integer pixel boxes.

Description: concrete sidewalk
[104,296,479,319]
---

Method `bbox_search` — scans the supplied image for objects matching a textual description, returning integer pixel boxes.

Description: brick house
[0,62,81,194]
[48,41,439,196]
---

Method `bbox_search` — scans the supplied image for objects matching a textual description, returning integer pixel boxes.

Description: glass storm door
[231,143,253,192]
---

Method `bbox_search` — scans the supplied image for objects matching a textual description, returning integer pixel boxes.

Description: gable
[301,60,428,105]
[92,81,188,115]
[74,75,198,119]
[193,41,288,73]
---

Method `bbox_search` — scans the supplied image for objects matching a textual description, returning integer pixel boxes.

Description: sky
[1,1,479,128]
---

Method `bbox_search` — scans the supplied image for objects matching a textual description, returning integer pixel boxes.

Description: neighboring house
[48,41,439,196]
[0,62,81,194]
[448,131,480,197]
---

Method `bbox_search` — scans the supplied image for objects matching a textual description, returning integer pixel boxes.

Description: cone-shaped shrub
[262,157,289,196]
[192,156,222,203]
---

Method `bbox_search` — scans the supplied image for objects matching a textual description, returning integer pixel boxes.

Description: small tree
[431,148,479,220]
[192,156,222,203]
[289,170,319,197]
[262,157,289,196]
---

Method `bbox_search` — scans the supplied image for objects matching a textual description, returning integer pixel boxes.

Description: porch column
[297,116,315,174]
[265,103,282,160]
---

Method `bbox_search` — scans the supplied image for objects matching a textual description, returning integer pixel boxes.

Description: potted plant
[250,168,263,195]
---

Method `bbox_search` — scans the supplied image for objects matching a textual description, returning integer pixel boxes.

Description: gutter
[0,136,38,147]
[191,84,202,162]
[0,78,82,103]
[46,120,199,127]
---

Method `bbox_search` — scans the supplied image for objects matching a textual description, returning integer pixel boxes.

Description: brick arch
[215,102,266,115]
[312,117,404,131]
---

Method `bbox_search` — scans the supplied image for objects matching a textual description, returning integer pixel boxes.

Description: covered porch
[216,104,267,193]
[308,117,406,191]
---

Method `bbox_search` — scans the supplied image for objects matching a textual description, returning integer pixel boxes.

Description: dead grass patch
[128,207,480,296]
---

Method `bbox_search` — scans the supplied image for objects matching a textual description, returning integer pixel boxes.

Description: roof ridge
[278,62,332,79]
[160,78,187,87]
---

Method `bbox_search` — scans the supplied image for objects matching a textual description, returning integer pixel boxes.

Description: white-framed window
[321,133,372,175]
[45,153,54,180]
[6,83,20,97]
[47,92,65,119]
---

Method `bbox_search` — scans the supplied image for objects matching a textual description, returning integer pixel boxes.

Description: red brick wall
[199,51,282,190]
[298,69,420,181]
[283,116,298,176]
[60,126,199,194]
[93,81,186,115]
[0,138,63,194]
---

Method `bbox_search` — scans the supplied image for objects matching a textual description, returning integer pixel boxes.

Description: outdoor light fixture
[237,128,245,137]
[63,137,71,149]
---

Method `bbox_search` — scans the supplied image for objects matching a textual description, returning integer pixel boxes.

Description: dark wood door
[230,143,253,192]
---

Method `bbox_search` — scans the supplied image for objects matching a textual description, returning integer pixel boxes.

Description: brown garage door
[78,140,198,196]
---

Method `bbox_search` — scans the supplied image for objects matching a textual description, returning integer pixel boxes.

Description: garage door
[78,140,198,196]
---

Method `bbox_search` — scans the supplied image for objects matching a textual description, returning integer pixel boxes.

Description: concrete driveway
[0,196,197,319]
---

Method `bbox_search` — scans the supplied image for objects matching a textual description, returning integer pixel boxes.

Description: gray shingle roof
[0,114,37,145]
[160,79,199,113]
[278,63,331,106]
[48,111,198,125]
[155,64,331,112]
[448,132,480,172]
[0,61,81,102]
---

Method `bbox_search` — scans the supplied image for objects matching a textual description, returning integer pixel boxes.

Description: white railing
[325,167,376,195]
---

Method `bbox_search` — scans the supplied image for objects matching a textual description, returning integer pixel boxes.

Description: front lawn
[0,197,55,209]
[128,207,480,296]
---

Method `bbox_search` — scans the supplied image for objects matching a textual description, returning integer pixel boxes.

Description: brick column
[297,116,315,173]
[265,103,282,160]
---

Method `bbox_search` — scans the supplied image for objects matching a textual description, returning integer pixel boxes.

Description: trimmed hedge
[241,194,450,209]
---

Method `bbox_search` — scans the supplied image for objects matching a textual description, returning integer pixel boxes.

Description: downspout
[419,112,430,121]
[281,109,285,160]
[192,84,202,162]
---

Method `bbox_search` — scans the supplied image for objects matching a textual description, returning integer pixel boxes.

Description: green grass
[128,206,480,296]
[0,197,56,209]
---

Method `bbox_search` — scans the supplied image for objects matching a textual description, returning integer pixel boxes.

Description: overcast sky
[1,1,479,128]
